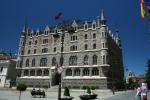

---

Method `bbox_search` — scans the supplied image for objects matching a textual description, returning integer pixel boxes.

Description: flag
[54,12,63,20]
[141,0,145,20]
[56,63,64,74]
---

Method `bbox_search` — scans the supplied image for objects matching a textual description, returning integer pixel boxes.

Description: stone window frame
[30,70,35,76]
[83,55,88,65]
[25,59,29,67]
[65,68,72,76]
[32,58,36,67]
[84,44,88,50]
[74,68,80,76]
[69,56,77,66]
[92,68,99,76]
[42,48,48,53]
[52,57,57,66]
[43,69,49,76]
[24,70,29,76]
[37,69,42,76]
[93,55,97,65]
[83,68,89,76]
[93,43,96,49]
[40,58,47,66]
[84,34,88,40]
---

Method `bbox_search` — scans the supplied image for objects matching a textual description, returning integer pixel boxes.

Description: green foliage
[91,86,96,90]
[145,59,150,89]
[16,83,27,91]
[64,87,70,97]
[86,87,91,94]
[82,86,87,90]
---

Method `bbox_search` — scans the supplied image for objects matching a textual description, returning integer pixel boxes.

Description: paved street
[104,91,150,100]
[0,88,148,100]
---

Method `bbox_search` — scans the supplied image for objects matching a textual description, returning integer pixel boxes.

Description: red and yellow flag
[141,0,145,20]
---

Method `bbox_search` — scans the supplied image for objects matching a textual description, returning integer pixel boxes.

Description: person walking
[135,86,141,100]
[140,83,148,100]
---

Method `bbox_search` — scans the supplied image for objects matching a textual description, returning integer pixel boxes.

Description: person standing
[141,83,148,100]
[135,86,141,100]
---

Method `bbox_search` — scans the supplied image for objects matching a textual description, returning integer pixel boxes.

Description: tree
[82,86,87,94]
[127,77,134,89]
[86,87,91,94]
[145,59,150,89]
[16,83,27,100]
[64,87,70,97]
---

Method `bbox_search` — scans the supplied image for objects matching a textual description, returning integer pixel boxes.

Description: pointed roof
[100,9,105,21]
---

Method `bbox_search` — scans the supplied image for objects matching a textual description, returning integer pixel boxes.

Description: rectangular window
[0,67,3,72]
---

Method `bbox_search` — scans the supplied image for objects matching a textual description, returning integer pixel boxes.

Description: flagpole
[58,29,64,100]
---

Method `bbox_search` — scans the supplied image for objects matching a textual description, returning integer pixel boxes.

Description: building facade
[16,10,124,89]
[0,51,17,88]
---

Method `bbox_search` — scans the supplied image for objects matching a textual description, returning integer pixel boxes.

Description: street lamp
[53,23,74,100]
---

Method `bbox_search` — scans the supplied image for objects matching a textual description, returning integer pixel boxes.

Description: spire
[100,9,106,25]
[100,9,105,21]
[22,17,28,34]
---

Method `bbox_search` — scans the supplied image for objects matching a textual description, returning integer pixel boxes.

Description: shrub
[86,87,91,94]
[64,87,70,97]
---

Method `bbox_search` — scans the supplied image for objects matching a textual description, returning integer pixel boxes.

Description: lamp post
[53,22,75,100]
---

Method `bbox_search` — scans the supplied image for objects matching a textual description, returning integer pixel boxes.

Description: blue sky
[0,0,150,75]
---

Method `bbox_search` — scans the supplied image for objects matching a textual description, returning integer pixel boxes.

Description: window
[26,59,29,67]
[83,55,88,65]
[40,58,47,66]
[44,31,48,35]
[93,55,97,65]
[93,33,96,39]
[37,70,42,76]
[35,40,37,45]
[43,69,49,76]
[84,44,88,50]
[93,24,96,29]
[0,67,3,72]
[53,47,56,52]
[34,49,36,54]
[92,68,99,76]
[32,59,35,67]
[74,68,80,76]
[93,43,96,49]
[29,41,31,45]
[66,68,72,76]
[70,35,77,41]
[52,57,57,66]
[70,45,77,51]
[24,70,29,76]
[69,56,77,66]
[102,43,105,48]
[83,68,89,76]
[28,50,30,54]
[84,24,88,30]
[30,70,35,76]
[43,39,48,44]
[85,34,88,40]
[103,55,106,64]
[42,48,48,53]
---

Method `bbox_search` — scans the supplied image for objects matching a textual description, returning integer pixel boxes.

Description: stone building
[0,51,17,88]
[16,10,124,89]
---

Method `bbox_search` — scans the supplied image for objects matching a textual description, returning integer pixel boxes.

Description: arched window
[85,34,88,39]
[40,58,47,66]
[74,68,80,76]
[30,70,35,76]
[52,57,57,66]
[83,55,88,65]
[69,56,77,66]
[42,48,48,53]
[43,69,49,76]
[93,43,96,49]
[35,40,37,45]
[84,44,88,50]
[65,68,72,76]
[24,70,29,76]
[92,68,99,76]
[26,59,29,67]
[93,33,96,39]
[37,69,42,76]
[93,55,97,65]
[83,68,89,76]
[32,58,35,67]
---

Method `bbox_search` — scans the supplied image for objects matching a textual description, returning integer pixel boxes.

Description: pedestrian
[140,83,148,100]
[135,86,141,100]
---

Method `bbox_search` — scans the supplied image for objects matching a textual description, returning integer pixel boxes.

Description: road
[0,88,149,100]
[104,91,150,100]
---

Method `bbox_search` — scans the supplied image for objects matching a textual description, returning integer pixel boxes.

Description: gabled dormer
[72,20,78,32]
